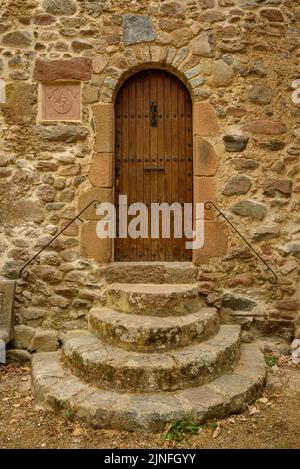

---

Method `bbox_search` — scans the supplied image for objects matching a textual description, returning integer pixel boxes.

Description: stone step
[89,306,220,352]
[31,343,267,433]
[62,325,241,393]
[97,262,198,285]
[104,283,203,316]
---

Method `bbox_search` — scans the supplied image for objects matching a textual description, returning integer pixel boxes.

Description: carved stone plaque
[42,82,81,121]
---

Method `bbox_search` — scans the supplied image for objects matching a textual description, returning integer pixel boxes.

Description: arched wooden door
[115,70,193,262]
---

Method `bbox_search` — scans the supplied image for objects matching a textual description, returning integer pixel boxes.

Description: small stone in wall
[231,200,267,220]
[223,135,249,152]
[2,30,33,48]
[37,184,57,203]
[42,0,78,16]
[252,225,280,241]
[123,15,156,46]
[263,179,293,198]
[249,84,273,105]
[239,0,282,9]
[260,140,285,151]
[160,1,185,18]
[231,159,259,171]
[222,293,257,311]
[34,125,88,143]
[243,120,286,135]
[30,329,59,352]
[72,40,92,53]
[222,175,251,196]
[227,273,254,288]
[260,8,284,21]
[211,60,233,87]
[192,32,215,57]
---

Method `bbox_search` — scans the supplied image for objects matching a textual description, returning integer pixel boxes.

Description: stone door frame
[82,62,228,265]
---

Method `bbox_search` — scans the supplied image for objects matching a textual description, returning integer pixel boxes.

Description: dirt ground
[0,358,300,449]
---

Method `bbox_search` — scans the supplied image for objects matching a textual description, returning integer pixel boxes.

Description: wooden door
[115,70,193,262]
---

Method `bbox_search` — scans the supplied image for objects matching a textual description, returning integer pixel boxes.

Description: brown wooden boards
[115,70,193,262]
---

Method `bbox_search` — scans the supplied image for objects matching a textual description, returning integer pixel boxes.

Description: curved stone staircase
[31,265,267,432]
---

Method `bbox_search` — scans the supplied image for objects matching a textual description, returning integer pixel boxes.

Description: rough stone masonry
[0,0,299,353]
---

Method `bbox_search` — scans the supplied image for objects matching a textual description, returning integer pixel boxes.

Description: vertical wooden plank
[171,76,179,261]
[178,82,186,261]
[115,93,122,261]
[157,71,165,261]
[135,72,144,261]
[143,71,151,261]
[163,73,172,261]
[121,82,130,261]
[149,71,158,260]
[128,77,137,260]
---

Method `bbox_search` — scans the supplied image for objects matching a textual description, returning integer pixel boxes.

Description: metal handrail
[19,200,100,279]
[204,201,278,284]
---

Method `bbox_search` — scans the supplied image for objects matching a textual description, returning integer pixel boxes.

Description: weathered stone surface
[171,28,193,48]
[227,273,254,288]
[252,225,280,241]
[33,13,56,25]
[30,329,59,352]
[0,281,15,343]
[223,175,251,196]
[123,15,155,46]
[194,102,220,137]
[231,200,267,220]
[193,220,228,265]
[240,0,282,8]
[33,58,92,81]
[31,343,266,432]
[106,283,202,317]
[194,137,219,176]
[260,140,285,151]
[93,103,113,153]
[191,32,214,57]
[263,179,293,198]
[160,1,185,18]
[243,120,286,135]
[42,0,78,16]
[89,306,219,352]
[62,325,240,392]
[72,40,92,53]
[2,31,33,48]
[211,60,233,87]
[249,84,273,105]
[260,8,284,21]
[88,153,112,188]
[223,135,249,152]
[232,159,259,171]
[13,325,35,349]
[34,125,88,142]
[78,188,113,220]
[6,349,31,365]
[281,243,300,259]
[274,300,299,311]
[36,185,56,203]
[2,83,36,125]
[13,199,44,223]
[222,293,256,311]
[81,222,111,263]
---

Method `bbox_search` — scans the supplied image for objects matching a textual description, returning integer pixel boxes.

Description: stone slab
[0,281,15,343]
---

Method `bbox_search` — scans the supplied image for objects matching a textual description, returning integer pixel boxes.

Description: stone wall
[0,0,300,345]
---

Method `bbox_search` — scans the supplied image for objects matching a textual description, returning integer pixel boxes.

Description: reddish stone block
[81,222,112,264]
[33,58,92,81]
[194,137,219,176]
[193,102,220,137]
[193,220,228,265]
